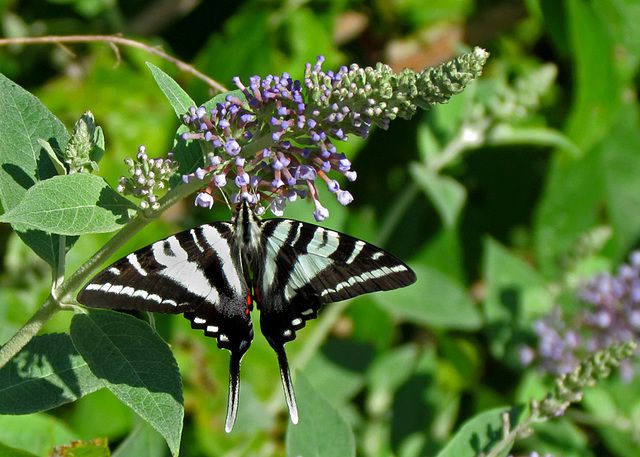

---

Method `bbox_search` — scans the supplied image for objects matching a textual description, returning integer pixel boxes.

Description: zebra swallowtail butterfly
[77,198,416,432]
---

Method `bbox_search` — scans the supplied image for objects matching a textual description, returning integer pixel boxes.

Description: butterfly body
[78,200,416,431]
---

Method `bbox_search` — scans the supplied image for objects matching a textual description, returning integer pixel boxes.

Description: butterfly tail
[274,345,299,425]
[224,349,244,433]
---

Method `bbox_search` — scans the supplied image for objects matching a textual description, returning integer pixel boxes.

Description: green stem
[427,119,490,174]
[54,234,66,289]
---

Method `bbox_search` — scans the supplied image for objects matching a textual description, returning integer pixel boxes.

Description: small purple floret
[194,192,214,209]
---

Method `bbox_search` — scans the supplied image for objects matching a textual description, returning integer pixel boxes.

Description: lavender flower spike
[180,48,489,218]
[523,249,640,381]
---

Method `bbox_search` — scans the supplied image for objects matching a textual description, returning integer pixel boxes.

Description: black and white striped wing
[257,218,416,343]
[255,218,416,422]
[77,222,254,432]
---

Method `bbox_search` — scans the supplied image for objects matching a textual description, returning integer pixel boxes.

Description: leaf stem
[54,234,66,289]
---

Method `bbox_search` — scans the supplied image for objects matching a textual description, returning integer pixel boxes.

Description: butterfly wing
[77,222,253,432]
[255,218,416,423]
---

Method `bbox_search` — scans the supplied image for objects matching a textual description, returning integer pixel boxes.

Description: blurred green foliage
[1,0,640,456]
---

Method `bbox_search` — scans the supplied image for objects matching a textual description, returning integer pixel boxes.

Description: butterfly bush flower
[117,145,180,210]
[521,251,640,381]
[181,47,488,220]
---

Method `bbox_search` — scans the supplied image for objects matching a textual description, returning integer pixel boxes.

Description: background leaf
[412,164,467,228]
[483,237,553,361]
[0,173,136,235]
[112,421,167,457]
[70,309,183,456]
[374,264,482,330]
[285,371,355,457]
[1,0,640,455]
[0,333,104,414]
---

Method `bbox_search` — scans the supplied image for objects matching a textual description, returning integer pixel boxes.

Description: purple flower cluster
[521,251,640,380]
[180,49,488,219]
[181,57,365,221]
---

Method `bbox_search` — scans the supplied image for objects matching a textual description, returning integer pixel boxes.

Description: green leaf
[15,231,78,271]
[70,309,183,457]
[304,341,367,406]
[564,0,622,150]
[112,421,167,457]
[0,333,104,414]
[374,264,482,330]
[411,164,466,228]
[0,73,69,210]
[0,413,76,456]
[483,238,553,361]
[286,371,355,457]
[0,173,137,235]
[581,377,640,457]
[69,388,133,441]
[599,125,640,256]
[0,72,75,267]
[0,442,39,457]
[534,145,602,278]
[146,63,195,118]
[37,138,67,175]
[435,407,520,457]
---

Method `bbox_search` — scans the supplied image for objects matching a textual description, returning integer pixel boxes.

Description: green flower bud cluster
[304,47,489,132]
[117,146,179,210]
[64,111,104,174]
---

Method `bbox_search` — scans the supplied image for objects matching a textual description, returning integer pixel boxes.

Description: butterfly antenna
[275,345,299,424]
[225,349,243,433]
